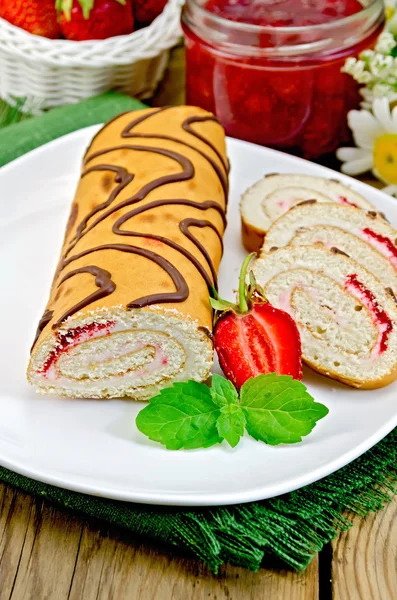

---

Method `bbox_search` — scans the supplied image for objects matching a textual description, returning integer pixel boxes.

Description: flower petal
[372,98,395,132]
[348,109,384,148]
[336,147,371,161]
[340,156,374,175]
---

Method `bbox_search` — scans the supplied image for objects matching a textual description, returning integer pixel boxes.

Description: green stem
[238,253,256,313]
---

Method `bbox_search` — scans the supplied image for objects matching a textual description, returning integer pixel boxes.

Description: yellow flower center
[373,134,397,185]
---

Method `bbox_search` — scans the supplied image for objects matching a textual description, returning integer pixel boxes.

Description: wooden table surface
[1,47,396,600]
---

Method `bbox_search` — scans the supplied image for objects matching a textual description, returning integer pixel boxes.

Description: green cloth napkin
[0,92,146,167]
[0,93,396,573]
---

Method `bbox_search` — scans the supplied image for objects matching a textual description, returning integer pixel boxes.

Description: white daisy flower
[336,98,397,196]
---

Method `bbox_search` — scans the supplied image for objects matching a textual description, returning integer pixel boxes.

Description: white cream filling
[29,307,213,399]
[266,269,380,373]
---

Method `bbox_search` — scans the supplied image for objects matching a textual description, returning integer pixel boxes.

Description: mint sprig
[135,381,222,450]
[136,374,329,450]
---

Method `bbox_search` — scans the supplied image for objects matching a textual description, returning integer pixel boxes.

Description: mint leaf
[241,374,329,445]
[136,374,329,450]
[216,404,246,448]
[135,381,222,450]
[210,373,239,407]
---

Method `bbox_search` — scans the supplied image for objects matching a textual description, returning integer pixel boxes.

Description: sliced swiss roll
[241,173,375,252]
[252,246,397,389]
[263,203,397,289]
[27,106,228,400]
[290,226,397,294]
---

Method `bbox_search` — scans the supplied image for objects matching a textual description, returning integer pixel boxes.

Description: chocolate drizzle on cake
[33,109,228,336]
[181,114,230,178]
[53,266,116,328]
[65,145,195,256]
[60,244,189,311]
[122,110,229,199]
[113,199,225,291]
[70,165,133,247]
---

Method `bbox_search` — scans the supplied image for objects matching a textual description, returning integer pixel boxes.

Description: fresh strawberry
[211,254,302,390]
[0,0,60,38]
[58,0,134,41]
[134,0,168,26]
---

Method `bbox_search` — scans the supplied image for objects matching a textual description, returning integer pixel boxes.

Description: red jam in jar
[182,0,385,158]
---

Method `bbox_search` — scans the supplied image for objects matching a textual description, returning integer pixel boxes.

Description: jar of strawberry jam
[182,0,385,159]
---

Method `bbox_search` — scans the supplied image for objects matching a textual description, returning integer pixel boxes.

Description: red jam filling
[183,0,381,158]
[38,321,115,375]
[362,228,397,268]
[344,274,392,353]
[339,196,358,208]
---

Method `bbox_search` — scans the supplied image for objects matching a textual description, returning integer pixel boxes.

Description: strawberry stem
[238,253,256,313]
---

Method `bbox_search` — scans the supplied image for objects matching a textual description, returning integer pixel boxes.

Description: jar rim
[184,0,383,35]
[182,0,385,57]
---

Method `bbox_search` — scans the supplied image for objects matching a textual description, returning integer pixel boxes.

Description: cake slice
[289,226,397,294]
[241,174,376,252]
[252,245,397,389]
[263,202,397,280]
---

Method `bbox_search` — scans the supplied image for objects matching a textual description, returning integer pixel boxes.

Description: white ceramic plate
[1,126,397,506]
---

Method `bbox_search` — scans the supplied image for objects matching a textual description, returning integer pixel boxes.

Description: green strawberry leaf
[216,404,246,448]
[240,374,329,445]
[136,381,222,450]
[210,298,237,312]
[210,373,239,407]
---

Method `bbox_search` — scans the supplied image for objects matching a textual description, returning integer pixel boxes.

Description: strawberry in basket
[134,0,168,26]
[0,0,61,38]
[57,0,134,40]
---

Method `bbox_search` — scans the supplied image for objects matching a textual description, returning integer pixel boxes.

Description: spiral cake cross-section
[253,245,397,389]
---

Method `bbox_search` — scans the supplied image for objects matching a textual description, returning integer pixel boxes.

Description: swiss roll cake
[240,174,375,253]
[289,225,397,294]
[253,245,397,389]
[27,106,228,400]
[263,202,397,294]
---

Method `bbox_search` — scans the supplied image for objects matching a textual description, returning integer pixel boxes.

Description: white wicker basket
[0,0,184,109]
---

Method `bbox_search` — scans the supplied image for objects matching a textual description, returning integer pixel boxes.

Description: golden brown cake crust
[28,107,229,398]
[31,106,228,349]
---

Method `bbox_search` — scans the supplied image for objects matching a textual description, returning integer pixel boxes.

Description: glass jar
[182,0,385,159]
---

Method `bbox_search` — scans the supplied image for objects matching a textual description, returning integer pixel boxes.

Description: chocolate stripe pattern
[28,107,228,400]
[27,107,230,399]
[41,109,228,332]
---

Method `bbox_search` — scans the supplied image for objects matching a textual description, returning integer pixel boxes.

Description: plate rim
[1,127,396,506]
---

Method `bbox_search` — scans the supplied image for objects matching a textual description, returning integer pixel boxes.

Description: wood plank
[68,519,319,600]
[0,483,83,600]
[0,484,35,598]
[0,482,319,600]
[332,497,397,600]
